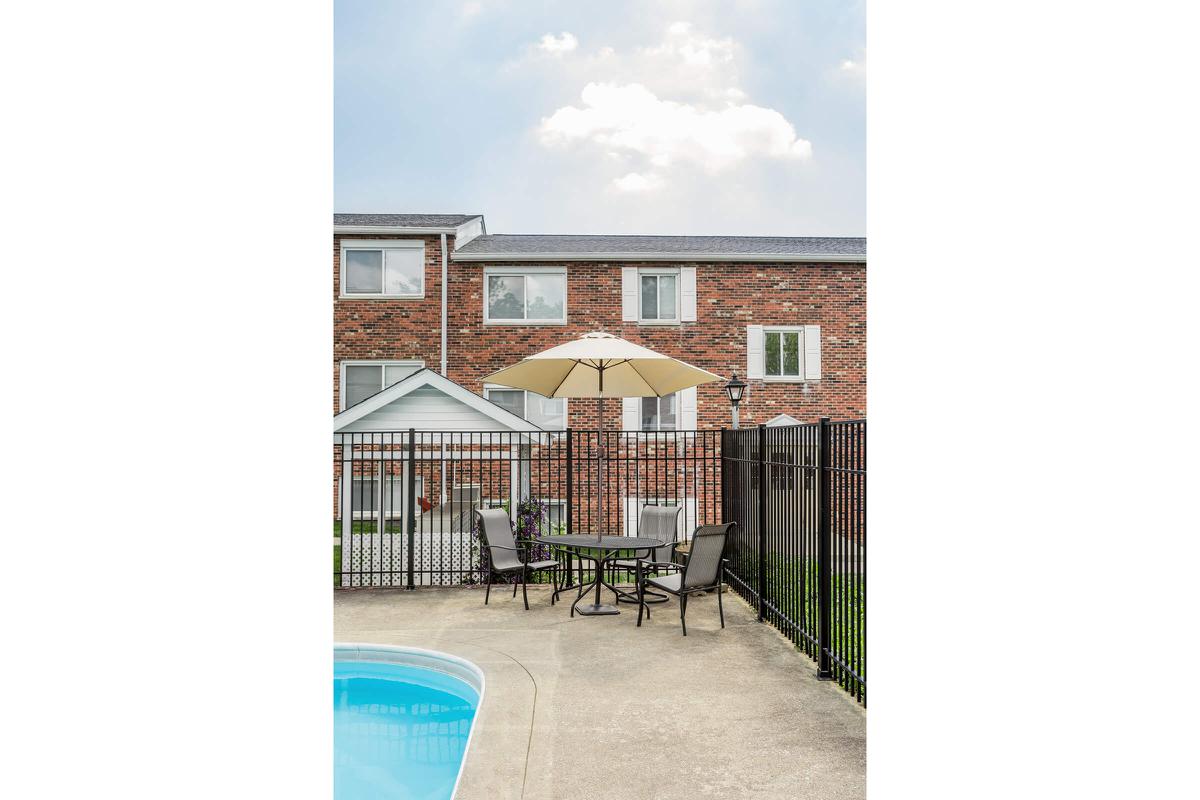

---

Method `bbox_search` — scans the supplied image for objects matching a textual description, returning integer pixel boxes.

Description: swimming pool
[334,644,483,800]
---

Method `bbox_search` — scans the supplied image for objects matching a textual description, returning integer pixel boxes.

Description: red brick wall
[334,235,866,426]
[333,233,450,413]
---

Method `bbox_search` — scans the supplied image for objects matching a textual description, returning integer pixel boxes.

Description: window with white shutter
[621,267,639,321]
[746,325,822,382]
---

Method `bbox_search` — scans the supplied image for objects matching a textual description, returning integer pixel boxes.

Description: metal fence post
[563,428,574,588]
[757,423,767,623]
[816,416,833,679]
[406,427,416,591]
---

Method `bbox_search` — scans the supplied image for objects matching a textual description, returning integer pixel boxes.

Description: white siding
[339,385,521,432]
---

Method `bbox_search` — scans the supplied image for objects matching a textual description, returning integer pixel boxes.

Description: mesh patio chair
[474,507,561,610]
[636,522,735,635]
[612,504,683,602]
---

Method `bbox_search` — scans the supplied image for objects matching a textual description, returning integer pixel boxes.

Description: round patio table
[540,534,666,617]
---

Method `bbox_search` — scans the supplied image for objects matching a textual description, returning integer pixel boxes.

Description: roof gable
[765,413,806,427]
[333,369,543,433]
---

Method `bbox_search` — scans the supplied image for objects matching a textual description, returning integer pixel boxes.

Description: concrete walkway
[335,585,865,800]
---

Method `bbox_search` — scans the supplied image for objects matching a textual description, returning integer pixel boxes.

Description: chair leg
[718,584,725,628]
[522,567,530,610]
[636,566,644,627]
[485,573,491,605]
[550,568,557,606]
[513,575,519,597]
[680,593,688,636]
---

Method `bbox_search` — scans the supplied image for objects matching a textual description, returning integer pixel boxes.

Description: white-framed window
[640,393,678,431]
[764,328,803,379]
[622,387,696,432]
[639,267,679,323]
[340,239,426,298]
[483,266,567,324]
[746,325,821,382]
[484,385,567,430]
[340,360,424,410]
[342,472,424,521]
[482,498,567,535]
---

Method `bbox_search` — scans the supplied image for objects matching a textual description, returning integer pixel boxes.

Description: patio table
[540,534,666,617]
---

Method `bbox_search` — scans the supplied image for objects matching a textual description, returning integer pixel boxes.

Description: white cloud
[838,56,866,83]
[539,82,812,173]
[645,22,735,69]
[612,172,662,193]
[537,32,579,56]
[458,1,483,21]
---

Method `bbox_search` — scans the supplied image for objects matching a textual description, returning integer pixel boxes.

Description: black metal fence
[334,420,865,705]
[334,429,721,588]
[721,418,866,704]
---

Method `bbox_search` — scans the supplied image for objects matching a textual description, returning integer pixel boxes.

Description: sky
[335,0,864,236]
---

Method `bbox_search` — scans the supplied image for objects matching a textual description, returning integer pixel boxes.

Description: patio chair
[612,504,683,601]
[474,507,561,610]
[636,522,735,635]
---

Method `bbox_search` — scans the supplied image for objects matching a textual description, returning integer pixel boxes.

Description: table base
[575,603,620,616]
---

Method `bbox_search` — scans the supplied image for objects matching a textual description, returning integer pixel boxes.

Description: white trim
[637,392,680,431]
[333,368,544,433]
[339,360,425,411]
[761,326,808,382]
[339,471,424,520]
[482,384,569,431]
[334,225,465,234]
[482,266,568,325]
[339,239,427,299]
[454,251,865,263]
[453,217,485,248]
[637,267,681,325]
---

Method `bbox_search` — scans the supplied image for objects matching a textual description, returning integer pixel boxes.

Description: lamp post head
[724,373,747,405]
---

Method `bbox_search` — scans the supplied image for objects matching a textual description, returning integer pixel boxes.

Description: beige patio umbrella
[482,331,724,539]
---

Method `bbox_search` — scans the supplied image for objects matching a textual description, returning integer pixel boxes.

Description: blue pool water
[334,659,480,799]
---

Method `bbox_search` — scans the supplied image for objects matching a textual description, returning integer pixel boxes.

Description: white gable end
[333,369,542,434]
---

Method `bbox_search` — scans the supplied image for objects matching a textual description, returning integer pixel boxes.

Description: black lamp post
[724,373,747,428]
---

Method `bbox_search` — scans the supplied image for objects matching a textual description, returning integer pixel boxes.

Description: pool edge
[334,642,486,800]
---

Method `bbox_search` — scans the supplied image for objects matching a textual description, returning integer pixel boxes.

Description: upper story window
[639,268,679,323]
[340,240,425,298]
[622,266,696,324]
[641,393,678,431]
[764,329,803,378]
[746,324,821,382]
[484,267,567,324]
[340,360,423,410]
[484,386,567,430]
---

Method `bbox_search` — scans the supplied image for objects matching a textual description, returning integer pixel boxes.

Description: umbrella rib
[547,361,577,399]
[624,360,663,397]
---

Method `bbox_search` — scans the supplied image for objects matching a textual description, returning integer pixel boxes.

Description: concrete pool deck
[334,585,865,800]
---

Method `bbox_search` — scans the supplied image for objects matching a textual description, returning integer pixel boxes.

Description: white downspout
[440,233,448,376]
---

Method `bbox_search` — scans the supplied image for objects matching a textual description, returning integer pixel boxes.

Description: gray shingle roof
[334,213,482,228]
[453,234,865,261]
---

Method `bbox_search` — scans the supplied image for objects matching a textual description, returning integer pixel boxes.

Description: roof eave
[451,251,866,263]
[334,225,463,235]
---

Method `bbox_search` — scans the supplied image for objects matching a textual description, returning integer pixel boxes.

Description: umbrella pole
[597,393,604,544]
[597,367,605,543]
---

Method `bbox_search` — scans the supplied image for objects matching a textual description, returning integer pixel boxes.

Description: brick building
[333,212,866,431]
